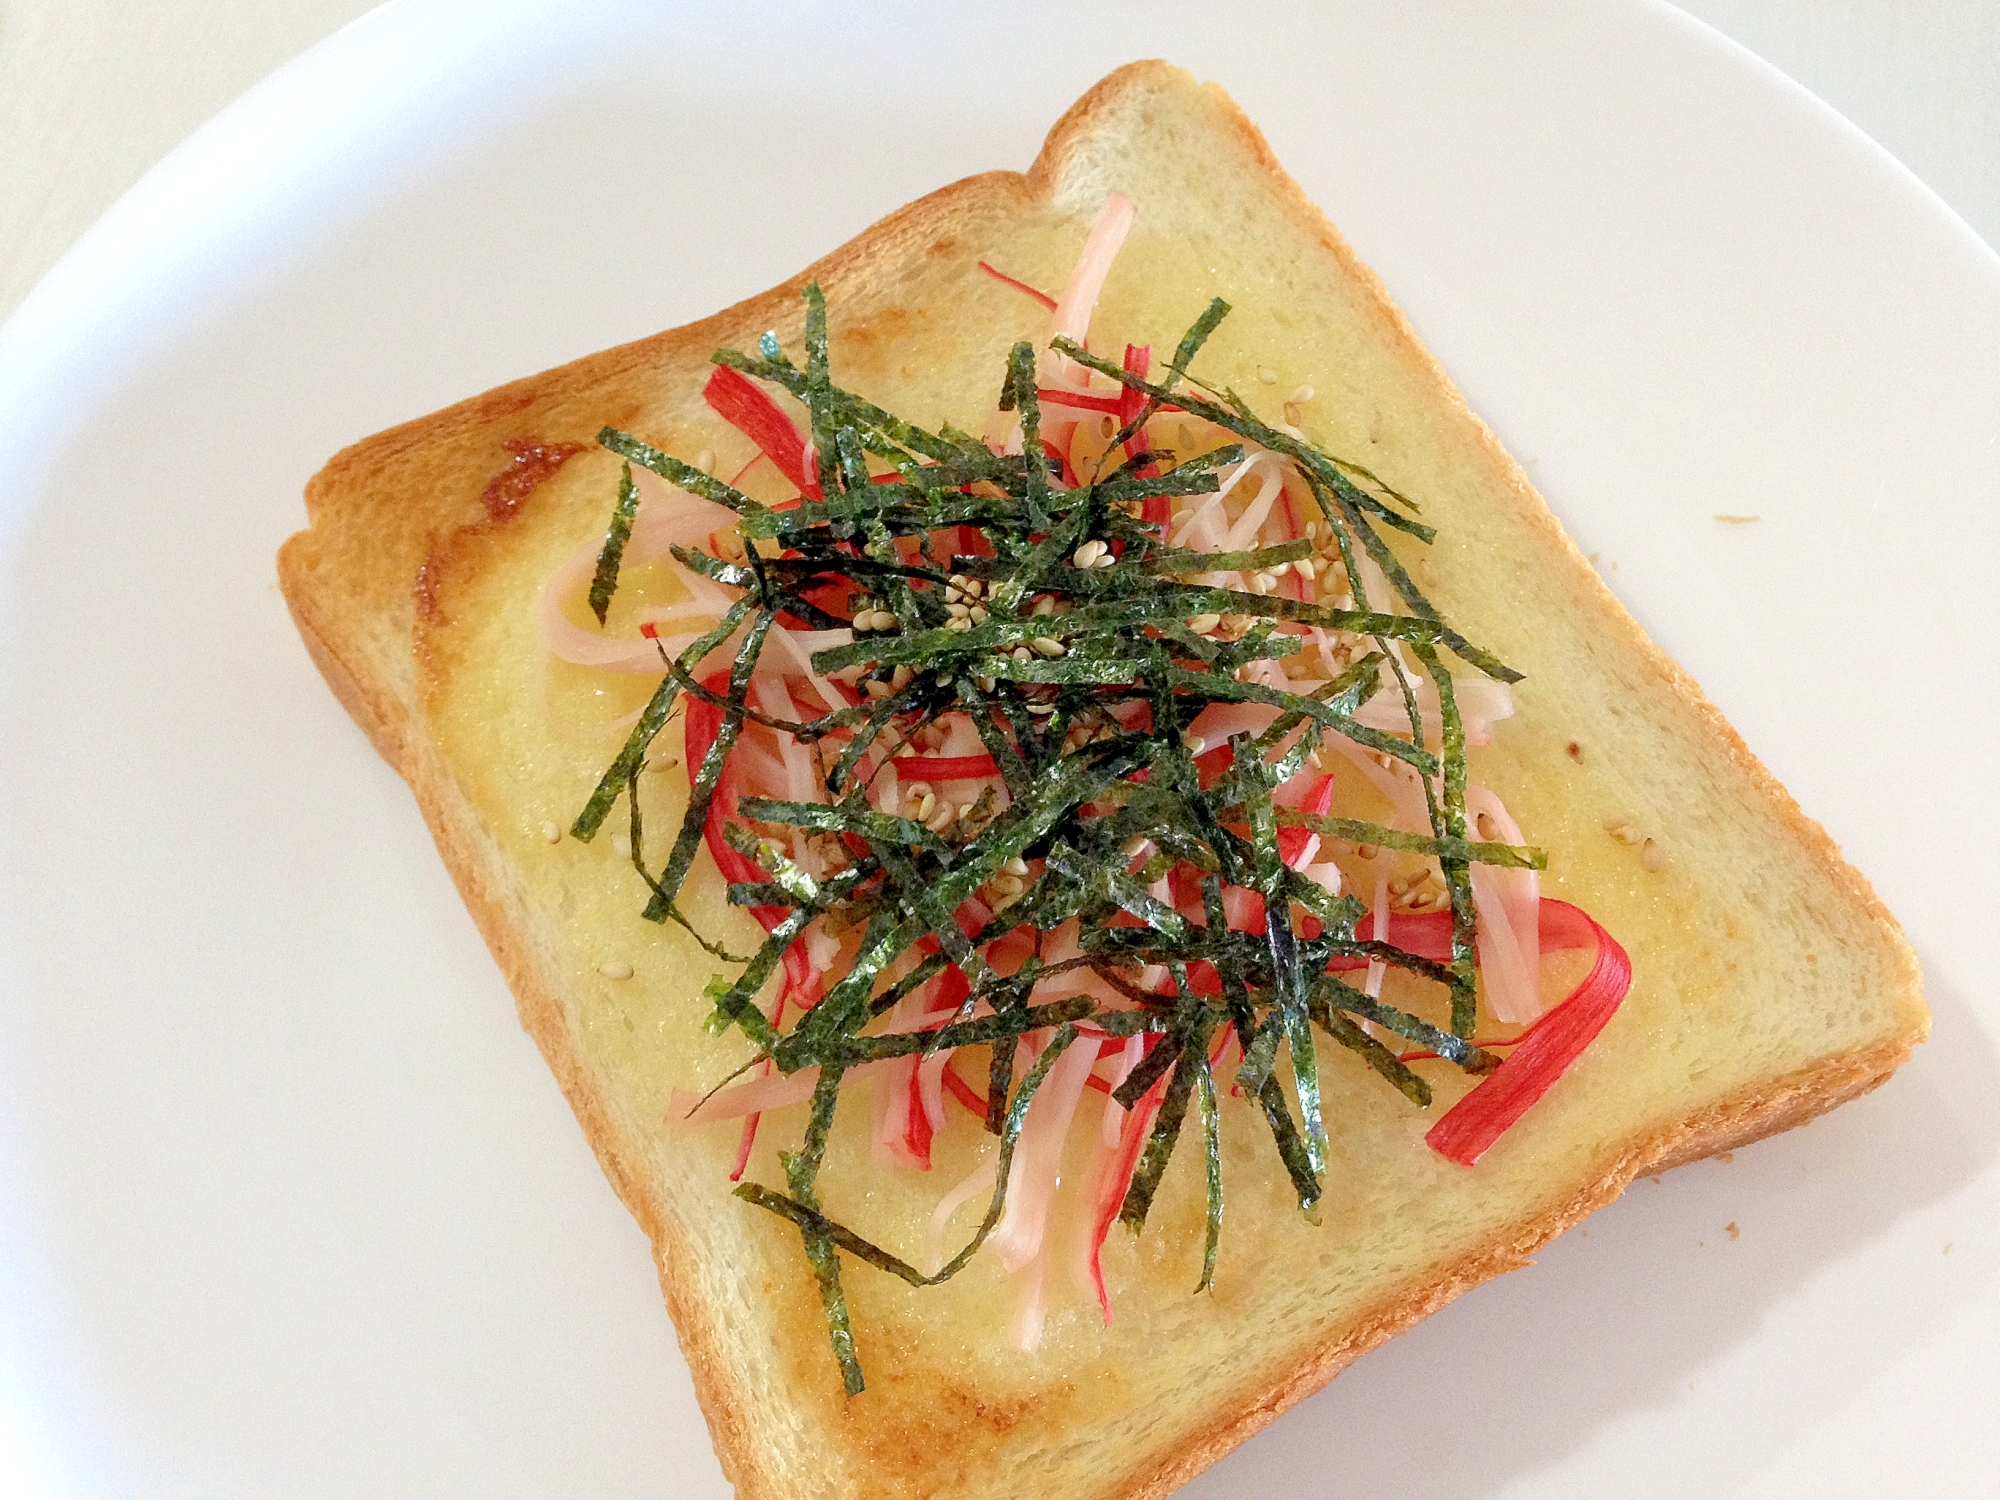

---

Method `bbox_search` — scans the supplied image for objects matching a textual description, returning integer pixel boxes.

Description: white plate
[1,1,1995,1495]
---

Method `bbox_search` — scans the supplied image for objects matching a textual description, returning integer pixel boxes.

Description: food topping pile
[543,196,1630,1391]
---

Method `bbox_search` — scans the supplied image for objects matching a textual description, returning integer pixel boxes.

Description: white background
[3,0,1996,323]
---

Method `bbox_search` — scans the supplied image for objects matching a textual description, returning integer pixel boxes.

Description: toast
[277,60,1927,1500]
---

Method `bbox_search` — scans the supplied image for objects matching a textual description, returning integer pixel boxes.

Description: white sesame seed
[695,449,716,475]
[1294,557,1317,580]
[611,832,633,858]
[1186,613,1222,635]
[1031,636,1067,658]
[1287,384,1315,405]
[540,821,561,844]
[599,961,634,981]
[1005,855,1032,877]
[1257,366,1278,384]
[1072,539,1107,569]
[968,604,988,624]
[890,664,915,691]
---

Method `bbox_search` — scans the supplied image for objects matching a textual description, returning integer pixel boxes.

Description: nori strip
[1196,1063,1222,1293]
[588,461,642,624]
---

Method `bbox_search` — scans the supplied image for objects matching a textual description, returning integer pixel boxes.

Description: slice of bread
[277,60,1927,1500]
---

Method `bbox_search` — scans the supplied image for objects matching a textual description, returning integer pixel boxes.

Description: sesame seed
[611,832,633,858]
[540,821,562,844]
[968,604,988,623]
[1031,636,1067,658]
[1072,540,1107,568]
[599,961,633,981]
[1641,838,1668,873]
[695,449,716,475]
[890,664,915,690]
[1287,384,1315,405]
[1186,613,1222,634]
[1257,366,1278,384]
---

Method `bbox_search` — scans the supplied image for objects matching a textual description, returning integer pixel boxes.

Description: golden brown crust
[278,59,1926,1500]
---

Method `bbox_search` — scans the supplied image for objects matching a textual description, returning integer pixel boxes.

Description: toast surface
[278,61,1926,1500]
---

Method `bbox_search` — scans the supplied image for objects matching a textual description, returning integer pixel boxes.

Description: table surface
[1,0,1996,327]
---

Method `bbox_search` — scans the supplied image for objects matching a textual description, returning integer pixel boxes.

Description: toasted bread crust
[279,61,1925,1500]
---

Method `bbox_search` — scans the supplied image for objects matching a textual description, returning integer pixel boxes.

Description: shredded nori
[568,287,1535,1391]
